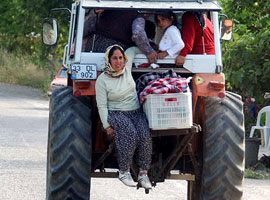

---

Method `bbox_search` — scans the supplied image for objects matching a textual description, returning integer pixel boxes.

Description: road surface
[0,83,269,200]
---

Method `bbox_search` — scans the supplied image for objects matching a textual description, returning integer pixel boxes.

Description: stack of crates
[143,93,192,130]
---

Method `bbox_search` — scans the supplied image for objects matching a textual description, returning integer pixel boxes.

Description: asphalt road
[0,83,269,200]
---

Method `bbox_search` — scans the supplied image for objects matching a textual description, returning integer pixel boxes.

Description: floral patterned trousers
[108,108,152,171]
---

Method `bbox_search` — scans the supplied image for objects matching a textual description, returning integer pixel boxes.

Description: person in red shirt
[175,12,215,66]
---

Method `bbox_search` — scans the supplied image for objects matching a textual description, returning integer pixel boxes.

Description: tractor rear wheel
[190,92,245,200]
[201,91,245,200]
[46,86,92,200]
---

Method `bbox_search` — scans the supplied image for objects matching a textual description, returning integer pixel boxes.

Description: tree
[220,0,270,103]
[220,0,270,131]
[0,0,74,65]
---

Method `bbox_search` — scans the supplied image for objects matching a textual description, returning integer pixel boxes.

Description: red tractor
[43,0,245,199]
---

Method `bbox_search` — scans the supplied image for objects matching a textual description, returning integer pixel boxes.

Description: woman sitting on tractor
[95,45,152,189]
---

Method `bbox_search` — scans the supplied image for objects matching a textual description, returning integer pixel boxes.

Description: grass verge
[245,162,270,179]
[0,48,58,95]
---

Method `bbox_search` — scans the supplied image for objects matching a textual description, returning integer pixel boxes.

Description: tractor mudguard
[192,73,225,114]
[72,71,102,96]
[72,79,96,96]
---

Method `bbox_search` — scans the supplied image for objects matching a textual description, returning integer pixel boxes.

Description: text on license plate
[71,64,97,79]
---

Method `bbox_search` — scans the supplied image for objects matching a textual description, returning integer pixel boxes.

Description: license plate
[71,64,97,79]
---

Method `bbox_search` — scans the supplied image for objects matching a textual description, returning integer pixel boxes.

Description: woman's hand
[106,126,115,138]
[147,50,157,63]
[175,55,186,66]
[157,51,168,59]
[94,9,104,15]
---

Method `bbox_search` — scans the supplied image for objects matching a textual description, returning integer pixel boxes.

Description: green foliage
[245,162,270,180]
[220,0,270,105]
[244,168,264,179]
[0,48,57,94]
[260,113,266,126]
[0,0,74,66]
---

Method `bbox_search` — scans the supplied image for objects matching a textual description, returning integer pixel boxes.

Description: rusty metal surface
[151,125,199,137]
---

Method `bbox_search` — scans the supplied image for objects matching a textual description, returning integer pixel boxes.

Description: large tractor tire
[195,92,245,200]
[46,86,92,200]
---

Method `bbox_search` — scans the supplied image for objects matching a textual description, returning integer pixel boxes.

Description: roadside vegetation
[0,48,58,94]
[220,0,270,179]
[220,0,270,134]
[0,0,73,94]
[245,163,270,180]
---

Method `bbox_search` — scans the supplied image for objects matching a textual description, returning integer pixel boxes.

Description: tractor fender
[192,73,225,115]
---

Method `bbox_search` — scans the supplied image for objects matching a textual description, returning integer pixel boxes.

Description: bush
[220,0,270,131]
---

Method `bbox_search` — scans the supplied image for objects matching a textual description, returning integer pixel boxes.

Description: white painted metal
[67,0,223,74]
[74,3,85,63]
[81,0,222,11]
[80,52,216,73]
[212,9,223,71]
[66,3,77,67]
[62,45,68,68]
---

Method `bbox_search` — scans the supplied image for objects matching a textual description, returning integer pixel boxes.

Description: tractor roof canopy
[82,0,222,11]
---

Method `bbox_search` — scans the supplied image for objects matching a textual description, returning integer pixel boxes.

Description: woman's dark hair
[155,11,177,26]
[108,45,126,64]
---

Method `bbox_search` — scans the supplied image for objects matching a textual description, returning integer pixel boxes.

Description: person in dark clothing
[83,10,157,63]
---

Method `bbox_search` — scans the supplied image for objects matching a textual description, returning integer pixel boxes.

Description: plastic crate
[143,93,192,130]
